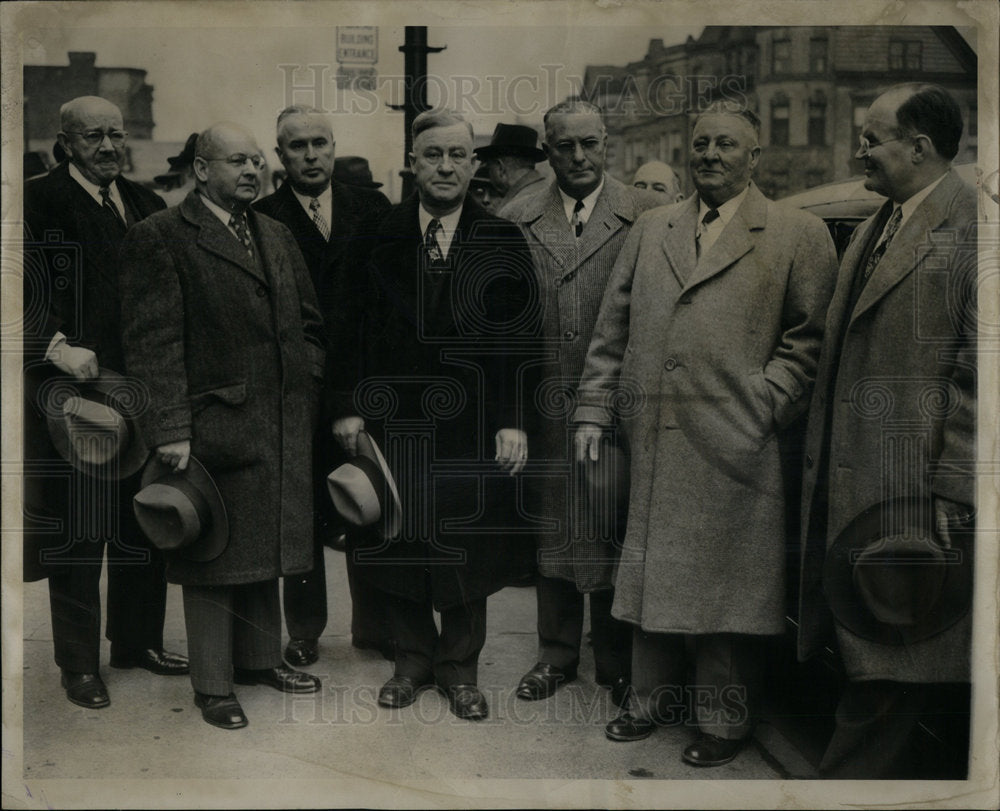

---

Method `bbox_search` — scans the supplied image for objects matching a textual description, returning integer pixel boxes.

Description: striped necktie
[229,213,254,259]
[424,218,444,264]
[862,206,903,282]
[309,197,330,240]
[100,186,126,230]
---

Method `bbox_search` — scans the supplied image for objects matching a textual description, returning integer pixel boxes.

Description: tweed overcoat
[349,196,543,610]
[797,170,977,683]
[119,191,325,586]
[502,176,664,591]
[574,183,838,634]
[22,162,166,581]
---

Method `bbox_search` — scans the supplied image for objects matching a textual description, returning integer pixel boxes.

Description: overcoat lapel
[526,185,577,270]
[181,192,269,286]
[660,195,699,290]
[574,182,627,266]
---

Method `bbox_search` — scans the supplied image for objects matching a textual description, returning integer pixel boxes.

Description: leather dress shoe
[377,674,432,708]
[605,712,654,742]
[284,638,319,667]
[682,734,746,767]
[110,647,189,676]
[443,683,489,721]
[61,670,110,709]
[516,662,577,700]
[194,692,248,730]
[233,665,321,693]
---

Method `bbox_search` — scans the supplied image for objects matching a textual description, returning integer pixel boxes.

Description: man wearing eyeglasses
[798,84,977,778]
[22,95,187,711]
[118,122,326,729]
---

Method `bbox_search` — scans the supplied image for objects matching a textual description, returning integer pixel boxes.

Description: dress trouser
[536,575,631,680]
[182,580,283,696]
[47,471,167,673]
[630,629,766,740]
[387,592,487,687]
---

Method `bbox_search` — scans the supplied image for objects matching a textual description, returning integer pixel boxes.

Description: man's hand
[50,343,99,380]
[574,423,604,463]
[157,440,191,472]
[934,495,974,547]
[332,416,365,456]
[495,428,528,476]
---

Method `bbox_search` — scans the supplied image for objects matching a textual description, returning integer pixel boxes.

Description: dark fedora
[474,123,546,163]
[45,369,149,480]
[327,431,401,539]
[469,164,496,191]
[822,498,973,646]
[167,133,199,171]
[334,156,383,189]
[581,434,630,530]
[133,455,229,562]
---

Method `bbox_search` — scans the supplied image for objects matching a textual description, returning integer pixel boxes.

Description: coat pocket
[189,382,258,470]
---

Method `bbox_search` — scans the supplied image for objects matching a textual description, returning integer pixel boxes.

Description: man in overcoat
[797,83,977,778]
[119,122,326,729]
[472,122,548,217]
[22,95,187,710]
[254,106,391,668]
[339,109,542,721]
[502,100,663,705]
[574,102,838,765]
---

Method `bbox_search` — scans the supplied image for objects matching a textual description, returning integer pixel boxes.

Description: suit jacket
[502,175,664,590]
[797,169,977,682]
[574,183,838,634]
[22,163,166,581]
[119,191,325,586]
[349,196,543,609]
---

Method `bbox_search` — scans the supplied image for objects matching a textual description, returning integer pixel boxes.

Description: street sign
[336,27,378,64]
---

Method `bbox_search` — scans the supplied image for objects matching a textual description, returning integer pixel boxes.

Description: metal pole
[395,26,445,200]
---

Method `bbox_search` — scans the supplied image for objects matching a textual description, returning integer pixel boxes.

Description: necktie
[695,207,719,257]
[309,197,330,240]
[862,207,902,282]
[571,199,585,238]
[424,218,444,264]
[229,213,254,259]
[100,186,126,230]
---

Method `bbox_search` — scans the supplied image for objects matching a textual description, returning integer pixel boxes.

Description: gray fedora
[327,431,401,539]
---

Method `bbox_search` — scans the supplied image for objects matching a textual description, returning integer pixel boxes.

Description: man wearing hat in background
[474,122,547,218]
[22,95,187,710]
[255,107,391,669]
[502,100,663,711]
[797,83,978,778]
[154,132,199,207]
[119,121,326,729]
[333,155,386,191]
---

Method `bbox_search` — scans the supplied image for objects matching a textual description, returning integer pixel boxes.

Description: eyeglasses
[549,138,604,156]
[64,130,128,147]
[856,135,908,156]
[202,154,266,170]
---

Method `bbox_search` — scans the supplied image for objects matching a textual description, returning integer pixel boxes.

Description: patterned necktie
[100,186,126,230]
[309,197,330,240]
[695,207,719,257]
[424,218,444,263]
[571,199,585,238]
[862,206,903,282]
[228,213,254,259]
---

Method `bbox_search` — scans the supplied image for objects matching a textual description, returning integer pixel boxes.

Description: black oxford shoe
[516,662,577,700]
[605,712,654,742]
[233,665,321,693]
[194,692,248,730]
[682,734,746,767]
[377,674,432,708]
[61,670,110,709]
[284,638,319,667]
[444,683,489,721]
[109,647,190,676]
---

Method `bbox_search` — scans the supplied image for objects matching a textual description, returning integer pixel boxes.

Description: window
[771,96,790,146]
[809,38,828,73]
[772,39,791,74]
[808,93,827,146]
[668,131,683,165]
[889,40,922,72]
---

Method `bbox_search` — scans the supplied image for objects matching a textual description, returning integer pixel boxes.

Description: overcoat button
[256,286,266,297]
[563,330,576,340]
[664,358,677,371]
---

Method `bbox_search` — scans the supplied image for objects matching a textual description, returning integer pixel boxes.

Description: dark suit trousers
[47,472,167,673]
[182,580,282,696]
[631,629,766,740]
[388,592,487,687]
[536,575,631,680]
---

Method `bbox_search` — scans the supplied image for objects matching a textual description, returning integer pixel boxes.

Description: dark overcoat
[797,170,977,683]
[501,176,664,591]
[574,184,838,635]
[118,191,325,586]
[22,162,166,581]
[349,196,543,610]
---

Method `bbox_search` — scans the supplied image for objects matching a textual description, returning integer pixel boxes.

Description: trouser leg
[183,584,235,696]
[433,598,487,687]
[387,592,437,682]
[693,632,766,740]
[590,588,631,682]
[233,580,283,670]
[630,628,687,724]
[283,538,328,640]
[48,555,103,673]
[536,575,583,669]
[347,543,391,645]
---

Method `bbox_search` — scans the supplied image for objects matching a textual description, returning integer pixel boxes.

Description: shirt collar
[290,183,333,212]
[198,190,246,229]
[68,162,121,206]
[697,184,750,227]
[558,176,605,224]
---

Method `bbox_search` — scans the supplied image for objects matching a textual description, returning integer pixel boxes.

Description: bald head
[57,96,126,186]
[193,122,264,212]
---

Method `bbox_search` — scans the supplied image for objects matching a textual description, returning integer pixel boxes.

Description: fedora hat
[474,123,546,163]
[133,456,229,562]
[46,369,149,479]
[327,431,401,539]
[167,133,199,171]
[334,156,383,189]
[822,498,973,646]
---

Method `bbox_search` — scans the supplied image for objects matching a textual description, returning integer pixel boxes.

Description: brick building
[580,26,977,198]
